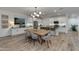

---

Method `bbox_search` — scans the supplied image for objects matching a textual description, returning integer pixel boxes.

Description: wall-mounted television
[14,17,25,27]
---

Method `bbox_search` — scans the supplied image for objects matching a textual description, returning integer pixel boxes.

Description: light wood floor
[0,32,79,51]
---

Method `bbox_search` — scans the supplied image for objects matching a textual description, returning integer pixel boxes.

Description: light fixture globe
[31,7,42,18]
[39,11,42,14]
[34,12,37,15]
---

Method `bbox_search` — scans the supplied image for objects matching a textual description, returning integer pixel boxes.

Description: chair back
[49,31,55,36]
[30,32,38,40]
[26,31,31,36]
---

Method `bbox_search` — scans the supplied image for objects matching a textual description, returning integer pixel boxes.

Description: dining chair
[30,32,39,46]
[41,31,53,48]
[25,31,31,42]
[49,31,56,36]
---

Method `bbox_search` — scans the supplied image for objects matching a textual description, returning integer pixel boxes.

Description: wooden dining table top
[25,29,49,36]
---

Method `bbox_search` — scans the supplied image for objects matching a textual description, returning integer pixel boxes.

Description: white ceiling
[0,7,79,19]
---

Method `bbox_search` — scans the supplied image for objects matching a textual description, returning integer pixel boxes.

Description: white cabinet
[11,28,26,36]
[0,27,27,37]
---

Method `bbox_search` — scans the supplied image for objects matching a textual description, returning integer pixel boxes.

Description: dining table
[25,29,49,36]
[25,29,49,44]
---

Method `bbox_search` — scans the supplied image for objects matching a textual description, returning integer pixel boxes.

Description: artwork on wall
[1,15,9,28]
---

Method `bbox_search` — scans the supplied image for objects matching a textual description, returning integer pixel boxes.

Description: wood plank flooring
[0,32,78,51]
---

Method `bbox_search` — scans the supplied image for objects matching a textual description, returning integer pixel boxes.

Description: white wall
[0,10,27,37]
[42,16,68,26]
[27,16,68,26]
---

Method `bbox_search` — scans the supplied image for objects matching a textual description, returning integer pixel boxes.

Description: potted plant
[71,25,77,32]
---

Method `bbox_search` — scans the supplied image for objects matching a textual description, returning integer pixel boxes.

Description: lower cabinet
[11,28,26,36]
